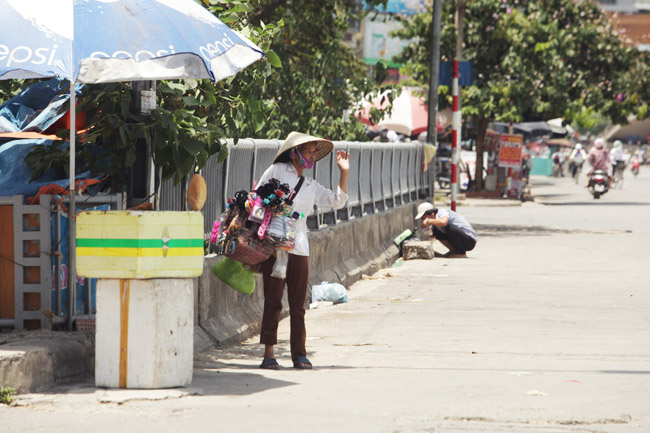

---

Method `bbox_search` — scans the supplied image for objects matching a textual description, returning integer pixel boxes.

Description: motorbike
[435,156,451,189]
[588,169,609,199]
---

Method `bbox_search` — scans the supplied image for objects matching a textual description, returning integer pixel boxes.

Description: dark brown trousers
[259,253,309,363]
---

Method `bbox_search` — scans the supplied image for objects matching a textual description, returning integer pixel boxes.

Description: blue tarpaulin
[0,78,90,198]
[0,78,70,133]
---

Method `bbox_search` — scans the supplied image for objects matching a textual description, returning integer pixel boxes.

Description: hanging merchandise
[264,176,304,249]
[211,190,275,267]
[265,211,299,250]
[210,177,304,267]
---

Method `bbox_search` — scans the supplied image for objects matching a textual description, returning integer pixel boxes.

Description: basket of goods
[211,177,301,266]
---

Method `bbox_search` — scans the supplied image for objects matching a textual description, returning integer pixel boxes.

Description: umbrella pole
[67,83,76,331]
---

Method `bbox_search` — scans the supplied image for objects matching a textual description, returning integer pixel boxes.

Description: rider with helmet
[586,138,611,187]
[568,143,587,179]
[610,140,626,181]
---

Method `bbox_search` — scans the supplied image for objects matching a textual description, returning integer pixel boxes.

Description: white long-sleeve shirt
[257,162,349,256]
[610,148,625,162]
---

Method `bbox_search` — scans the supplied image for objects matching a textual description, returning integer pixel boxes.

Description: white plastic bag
[271,249,289,279]
[311,281,347,304]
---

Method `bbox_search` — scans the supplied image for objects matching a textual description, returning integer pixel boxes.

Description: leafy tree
[237,0,393,141]
[571,109,611,138]
[23,0,282,192]
[19,0,394,196]
[0,81,34,105]
[393,0,646,190]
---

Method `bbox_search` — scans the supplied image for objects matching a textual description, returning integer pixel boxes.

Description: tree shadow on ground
[540,201,649,206]
[474,224,627,237]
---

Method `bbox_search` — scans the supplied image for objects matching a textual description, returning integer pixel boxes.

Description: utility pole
[427,0,442,150]
[451,0,464,211]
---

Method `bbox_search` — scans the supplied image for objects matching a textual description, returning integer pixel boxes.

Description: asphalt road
[1,167,649,433]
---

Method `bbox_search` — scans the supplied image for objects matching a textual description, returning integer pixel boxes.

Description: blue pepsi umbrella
[0,0,265,187]
[0,0,265,326]
[0,0,265,182]
[0,0,265,83]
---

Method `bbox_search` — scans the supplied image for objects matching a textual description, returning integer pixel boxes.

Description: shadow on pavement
[540,201,650,206]
[192,370,297,396]
[533,193,572,198]
[474,224,616,237]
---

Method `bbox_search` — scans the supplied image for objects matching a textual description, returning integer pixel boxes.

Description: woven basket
[225,227,275,265]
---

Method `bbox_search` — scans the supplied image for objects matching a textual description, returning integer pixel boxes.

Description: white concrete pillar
[95,278,193,389]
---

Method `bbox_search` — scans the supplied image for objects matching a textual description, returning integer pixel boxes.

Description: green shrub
[0,386,15,405]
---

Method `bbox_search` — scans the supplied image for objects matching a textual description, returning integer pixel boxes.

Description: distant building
[593,0,648,13]
[587,0,650,51]
[608,12,650,51]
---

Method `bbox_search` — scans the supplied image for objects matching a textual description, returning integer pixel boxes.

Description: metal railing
[159,139,435,234]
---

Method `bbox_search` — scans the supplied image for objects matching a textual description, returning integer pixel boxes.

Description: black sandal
[293,356,312,369]
[260,358,279,370]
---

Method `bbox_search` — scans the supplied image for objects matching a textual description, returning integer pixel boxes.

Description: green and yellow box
[76,211,204,279]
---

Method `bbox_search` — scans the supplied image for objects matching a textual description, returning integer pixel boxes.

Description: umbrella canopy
[0,0,265,189]
[377,88,429,136]
[0,0,265,195]
[491,121,553,141]
[0,0,265,329]
[357,87,440,136]
[0,0,264,83]
[546,138,574,148]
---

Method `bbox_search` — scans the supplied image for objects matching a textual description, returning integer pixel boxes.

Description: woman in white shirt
[257,132,350,370]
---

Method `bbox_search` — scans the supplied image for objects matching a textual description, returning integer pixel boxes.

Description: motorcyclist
[610,140,626,180]
[586,138,611,187]
[568,143,587,179]
[551,149,565,177]
[630,151,641,176]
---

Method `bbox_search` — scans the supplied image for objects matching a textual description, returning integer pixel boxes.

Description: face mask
[291,148,314,169]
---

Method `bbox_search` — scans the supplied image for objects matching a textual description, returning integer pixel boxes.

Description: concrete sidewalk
[2,211,648,433]
[4,172,649,432]
[0,329,94,393]
[0,195,525,395]
[0,171,634,396]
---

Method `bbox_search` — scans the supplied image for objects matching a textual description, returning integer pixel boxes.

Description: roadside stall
[498,134,524,198]
[0,0,265,390]
[483,129,501,192]
[528,140,553,175]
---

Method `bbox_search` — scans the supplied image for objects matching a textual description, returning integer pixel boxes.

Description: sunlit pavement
[1,168,649,433]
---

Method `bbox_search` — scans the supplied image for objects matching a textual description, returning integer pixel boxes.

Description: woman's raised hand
[336,150,350,173]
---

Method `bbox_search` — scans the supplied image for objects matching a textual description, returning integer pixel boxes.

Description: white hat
[415,202,436,219]
[273,131,334,164]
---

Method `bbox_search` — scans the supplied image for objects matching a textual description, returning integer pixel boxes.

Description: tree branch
[253,0,288,25]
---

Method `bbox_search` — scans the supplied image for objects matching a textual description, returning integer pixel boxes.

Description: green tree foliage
[392,0,647,190]
[22,0,282,191]
[0,81,35,105]
[237,0,393,141]
[17,0,394,193]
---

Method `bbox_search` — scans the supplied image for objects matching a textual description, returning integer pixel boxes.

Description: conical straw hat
[273,131,334,164]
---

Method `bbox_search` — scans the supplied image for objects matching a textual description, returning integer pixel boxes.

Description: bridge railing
[158,139,434,234]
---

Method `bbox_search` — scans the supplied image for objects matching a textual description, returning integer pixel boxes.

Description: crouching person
[415,203,477,258]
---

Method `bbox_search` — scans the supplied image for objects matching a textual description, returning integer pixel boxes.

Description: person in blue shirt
[415,202,477,258]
